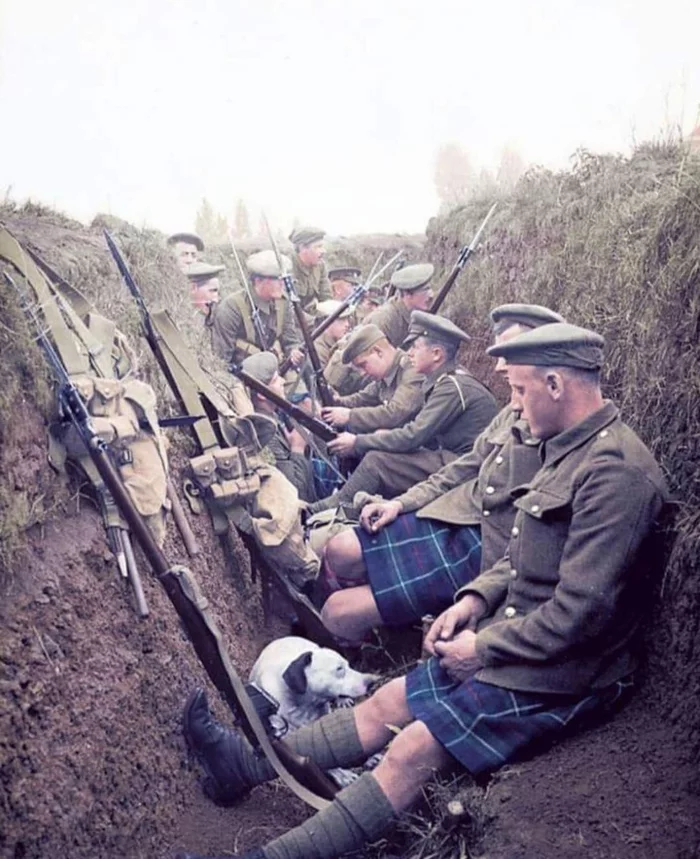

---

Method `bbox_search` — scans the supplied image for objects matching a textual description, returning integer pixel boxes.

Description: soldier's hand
[359,500,403,534]
[433,629,482,681]
[423,594,487,655]
[322,406,351,428]
[288,348,304,368]
[328,432,357,456]
[284,426,307,454]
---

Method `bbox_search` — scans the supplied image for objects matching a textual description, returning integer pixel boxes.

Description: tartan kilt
[357,513,482,625]
[406,657,634,775]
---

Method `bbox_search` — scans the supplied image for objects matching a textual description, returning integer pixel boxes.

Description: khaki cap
[246,249,292,278]
[316,299,354,320]
[328,266,361,284]
[241,351,279,385]
[403,310,470,348]
[185,261,225,282]
[342,324,388,364]
[167,231,204,251]
[487,322,605,370]
[490,303,565,330]
[289,226,325,246]
[390,263,434,292]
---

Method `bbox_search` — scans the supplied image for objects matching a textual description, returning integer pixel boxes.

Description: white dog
[249,636,378,733]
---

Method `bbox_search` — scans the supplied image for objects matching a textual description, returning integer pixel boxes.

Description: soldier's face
[328,317,351,340]
[268,372,286,398]
[190,277,220,312]
[298,241,325,266]
[256,277,284,301]
[408,337,440,374]
[173,241,199,271]
[506,364,561,439]
[353,347,389,379]
[331,279,354,300]
[404,286,433,311]
[493,324,529,408]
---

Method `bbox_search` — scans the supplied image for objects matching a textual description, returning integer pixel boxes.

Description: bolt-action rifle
[230,364,338,443]
[429,202,498,314]
[9,269,337,811]
[228,231,271,351]
[261,215,335,407]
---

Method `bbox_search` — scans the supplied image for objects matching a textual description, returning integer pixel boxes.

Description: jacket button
[495,455,504,464]
[510,568,517,578]
[598,429,609,438]
[511,526,519,537]
[531,504,540,513]
[485,485,495,495]
[483,509,491,517]
[504,606,516,618]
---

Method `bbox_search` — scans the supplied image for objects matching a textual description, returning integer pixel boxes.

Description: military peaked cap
[316,299,355,320]
[390,263,434,292]
[167,231,204,251]
[289,226,326,246]
[328,266,361,284]
[487,322,605,370]
[246,249,292,278]
[490,303,565,330]
[342,324,388,364]
[403,310,470,348]
[241,351,279,385]
[185,261,225,282]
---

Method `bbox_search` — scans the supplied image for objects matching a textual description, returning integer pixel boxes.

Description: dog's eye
[335,665,345,676]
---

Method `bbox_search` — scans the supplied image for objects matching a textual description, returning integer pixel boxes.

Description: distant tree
[434,143,476,213]
[194,198,229,245]
[233,199,251,240]
[497,145,527,191]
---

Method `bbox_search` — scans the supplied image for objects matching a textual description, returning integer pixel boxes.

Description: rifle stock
[231,364,338,443]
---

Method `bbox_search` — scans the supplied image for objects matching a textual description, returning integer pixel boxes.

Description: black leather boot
[182,688,258,805]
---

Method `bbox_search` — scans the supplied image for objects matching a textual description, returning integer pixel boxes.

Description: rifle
[228,231,270,351]
[261,214,335,407]
[308,249,405,343]
[10,270,337,811]
[429,202,498,313]
[230,364,338,443]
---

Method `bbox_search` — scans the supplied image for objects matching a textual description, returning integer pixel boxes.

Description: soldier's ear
[546,370,564,400]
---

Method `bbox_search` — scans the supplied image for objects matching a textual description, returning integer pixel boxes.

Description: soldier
[185,262,225,315]
[314,300,355,366]
[179,322,668,859]
[289,225,332,316]
[364,263,434,346]
[355,283,384,324]
[240,352,316,502]
[321,304,565,641]
[311,313,498,513]
[211,249,304,370]
[322,324,424,435]
[167,231,204,273]
[328,266,361,301]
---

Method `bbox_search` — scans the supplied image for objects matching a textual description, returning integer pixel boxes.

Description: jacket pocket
[513,486,572,520]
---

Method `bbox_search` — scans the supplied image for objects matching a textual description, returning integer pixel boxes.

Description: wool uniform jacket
[459,401,669,697]
[291,256,332,317]
[364,295,412,348]
[211,292,302,366]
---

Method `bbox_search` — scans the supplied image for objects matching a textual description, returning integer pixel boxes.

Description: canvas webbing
[231,291,284,349]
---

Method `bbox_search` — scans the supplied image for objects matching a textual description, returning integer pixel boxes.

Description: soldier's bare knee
[324,528,362,572]
[320,591,347,631]
[363,676,409,724]
[382,720,445,777]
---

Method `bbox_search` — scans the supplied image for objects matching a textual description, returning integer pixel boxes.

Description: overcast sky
[1,0,698,235]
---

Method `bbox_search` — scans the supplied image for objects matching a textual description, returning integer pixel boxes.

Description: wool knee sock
[263,772,394,859]
[239,707,366,785]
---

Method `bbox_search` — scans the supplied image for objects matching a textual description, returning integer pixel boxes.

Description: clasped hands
[422,594,488,682]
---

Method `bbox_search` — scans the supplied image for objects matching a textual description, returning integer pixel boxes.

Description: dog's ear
[282,651,313,695]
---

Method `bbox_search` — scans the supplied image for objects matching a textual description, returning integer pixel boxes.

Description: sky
[0,0,698,236]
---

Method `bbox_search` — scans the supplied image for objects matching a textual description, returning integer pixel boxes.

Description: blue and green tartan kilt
[357,513,482,625]
[406,657,634,775]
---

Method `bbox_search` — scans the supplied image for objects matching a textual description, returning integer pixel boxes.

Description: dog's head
[282,648,378,703]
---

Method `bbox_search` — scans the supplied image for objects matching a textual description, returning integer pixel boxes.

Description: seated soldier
[322,323,424,435]
[364,263,434,346]
[240,352,317,503]
[355,282,384,324]
[185,262,224,316]
[314,299,354,366]
[211,250,304,371]
[321,303,564,641]
[178,321,669,859]
[289,226,332,317]
[328,266,361,302]
[311,312,498,514]
[167,231,204,272]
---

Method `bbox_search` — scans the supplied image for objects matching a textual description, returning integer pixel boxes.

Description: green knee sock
[263,772,394,859]
[241,707,366,784]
